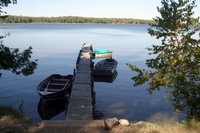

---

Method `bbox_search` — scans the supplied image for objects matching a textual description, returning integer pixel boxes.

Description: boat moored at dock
[93,58,118,77]
[37,74,73,101]
[93,48,112,58]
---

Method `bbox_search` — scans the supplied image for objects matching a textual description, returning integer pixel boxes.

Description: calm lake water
[0,24,185,122]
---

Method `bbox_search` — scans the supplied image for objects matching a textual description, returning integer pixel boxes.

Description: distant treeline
[0,15,154,24]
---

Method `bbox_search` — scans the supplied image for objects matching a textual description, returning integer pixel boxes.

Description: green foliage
[0,36,37,76]
[0,15,155,24]
[0,0,17,14]
[128,0,200,119]
[0,0,17,6]
[0,0,37,76]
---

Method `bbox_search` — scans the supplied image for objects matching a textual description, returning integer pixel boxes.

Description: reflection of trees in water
[171,85,200,119]
[93,71,118,83]
[128,0,200,120]
[93,110,104,120]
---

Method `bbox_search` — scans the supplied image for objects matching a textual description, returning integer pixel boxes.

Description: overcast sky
[3,0,200,19]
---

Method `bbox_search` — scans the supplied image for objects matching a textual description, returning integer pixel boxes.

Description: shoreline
[0,22,150,25]
[1,106,200,133]
[0,15,155,25]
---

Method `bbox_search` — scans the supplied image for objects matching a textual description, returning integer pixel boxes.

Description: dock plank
[77,66,91,72]
[66,44,94,120]
[73,77,91,84]
[72,84,91,91]
[68,99,93,109]
[70,91,92,99]
[78,61,91,66]
[66,109,93,120]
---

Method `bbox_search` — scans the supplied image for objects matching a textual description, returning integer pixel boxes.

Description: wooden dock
[66,44,95,120]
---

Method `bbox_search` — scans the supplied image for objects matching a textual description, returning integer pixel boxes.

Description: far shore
[0,15,155,25]
[0,22,150,25]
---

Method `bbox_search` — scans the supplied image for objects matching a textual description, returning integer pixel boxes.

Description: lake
[0,24,185,122]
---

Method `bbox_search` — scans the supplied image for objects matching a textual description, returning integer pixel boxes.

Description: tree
[128,0,200,119]
[0,0,37,76]
[0,0,17,15]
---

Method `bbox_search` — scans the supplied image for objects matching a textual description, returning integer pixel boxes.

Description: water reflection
[37,98,66,120]
[0,24,186,122]
[129,57,200,120]
[93,110,104,119]
[170,85,200,120]
[93,71,118,83]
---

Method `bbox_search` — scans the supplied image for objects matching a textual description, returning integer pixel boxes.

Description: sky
[3,0,200,19]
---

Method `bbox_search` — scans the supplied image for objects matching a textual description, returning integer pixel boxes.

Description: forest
[0,15,154,24]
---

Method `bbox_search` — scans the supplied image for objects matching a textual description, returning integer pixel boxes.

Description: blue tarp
[93,49,112,54]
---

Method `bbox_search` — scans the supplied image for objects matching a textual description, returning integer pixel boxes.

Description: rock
[104,117,119,130]
[119,119,129,126]
[134,121,146,127]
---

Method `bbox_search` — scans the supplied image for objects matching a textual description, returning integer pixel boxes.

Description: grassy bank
[0,106,200,133]
[0,106,38,133]
[112,120,200,133]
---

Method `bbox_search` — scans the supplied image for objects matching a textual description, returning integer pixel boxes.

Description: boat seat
[50,79,69,84]
[47,79,69,89]
[51,78,69,81]
[48,83,65,88]
[47,88,62,92]
[49,83,66,86]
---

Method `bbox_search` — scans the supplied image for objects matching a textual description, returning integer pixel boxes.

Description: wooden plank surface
[73,73,91,84]
[67,99,93,109]
[40,120,104,133]
[70,90,92,99]
[78,61,91,66]
[66,109,93,120]
[75,73,91,78]
[77,66,91,72]
[66,45,94,120]
[73,77,91,84]
[72,84,91,91]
